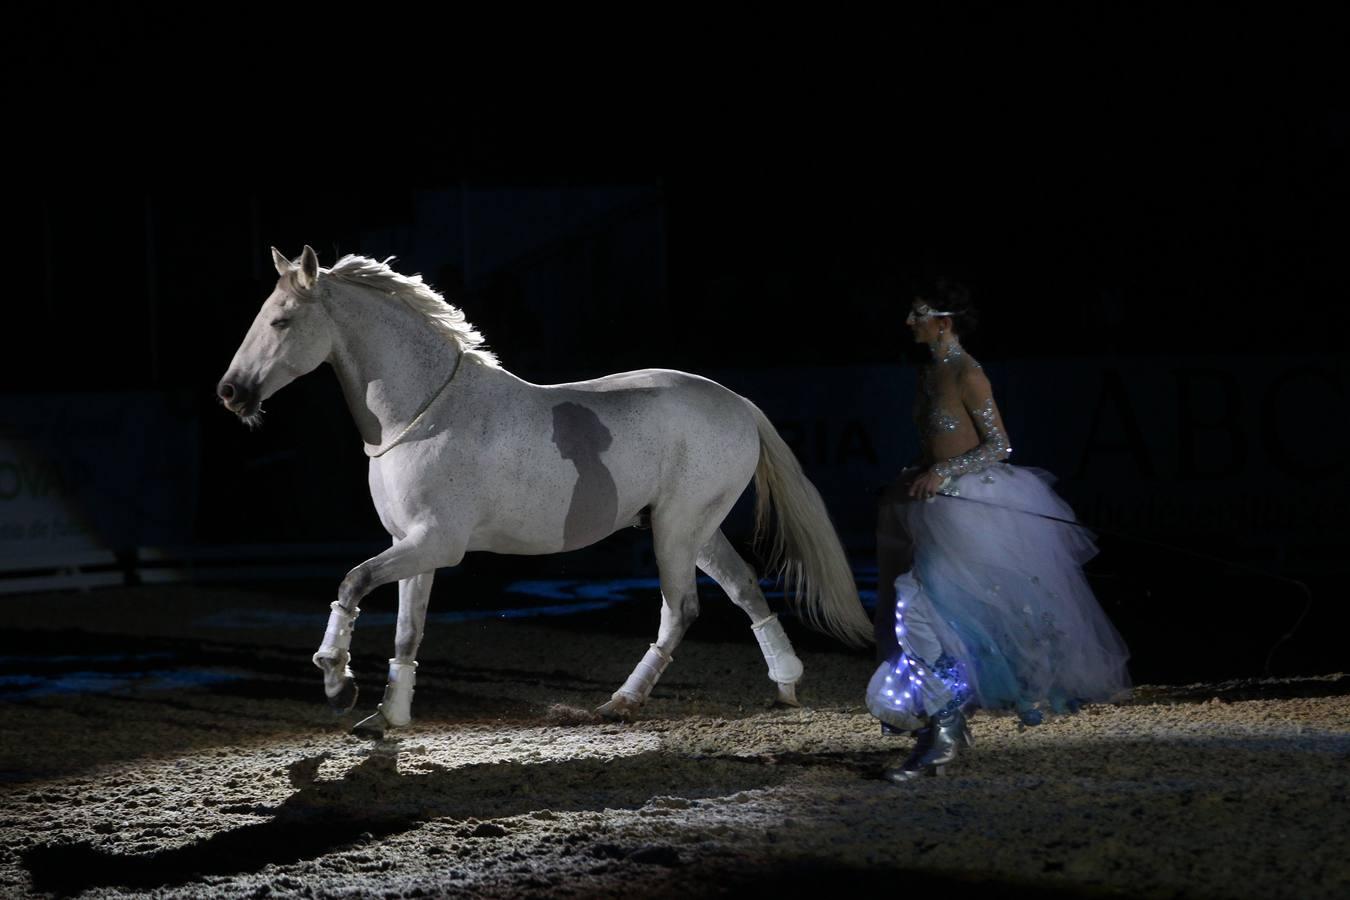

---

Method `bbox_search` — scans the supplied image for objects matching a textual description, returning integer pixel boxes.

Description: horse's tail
[748,402,873,647]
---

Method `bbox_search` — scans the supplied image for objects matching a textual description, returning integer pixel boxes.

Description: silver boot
[882,726,933,783]
[884,708,973,781]
[919,707,973,772]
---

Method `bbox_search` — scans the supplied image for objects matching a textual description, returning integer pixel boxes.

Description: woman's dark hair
[912,276,979,337]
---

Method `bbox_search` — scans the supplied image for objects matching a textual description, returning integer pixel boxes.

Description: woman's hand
[907,467,947,500]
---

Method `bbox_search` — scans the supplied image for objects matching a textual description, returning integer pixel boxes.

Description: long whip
[931,492,1314,678]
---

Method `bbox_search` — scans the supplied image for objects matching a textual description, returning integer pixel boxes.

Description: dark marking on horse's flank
[550,402,619,551]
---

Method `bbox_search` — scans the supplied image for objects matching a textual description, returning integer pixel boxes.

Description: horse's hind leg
[351,571,434,739]
[597,532,700,720]
[697,529,804,706]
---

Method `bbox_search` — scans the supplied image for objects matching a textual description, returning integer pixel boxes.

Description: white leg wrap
[377,659,417,727]
[313,602,360,665]
[751,614,804,684]
[314,603,361,699]
[613,644,673,704]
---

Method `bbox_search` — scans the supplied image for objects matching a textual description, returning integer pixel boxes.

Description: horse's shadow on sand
[22,745,787,895]
[27,726,1346,896]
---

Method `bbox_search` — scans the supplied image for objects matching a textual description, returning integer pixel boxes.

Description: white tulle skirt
[866,464,1131,731]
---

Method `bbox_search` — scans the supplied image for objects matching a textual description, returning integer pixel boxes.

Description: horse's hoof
[773,681,801,708]
[328,679,358,713]
[595,696,639,721]
[351,710,388,739]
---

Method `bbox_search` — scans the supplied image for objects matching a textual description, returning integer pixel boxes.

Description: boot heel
[930,764,946,777]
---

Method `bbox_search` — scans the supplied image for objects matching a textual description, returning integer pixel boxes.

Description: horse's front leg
[350,571,434,738]
[313,604,361,713]
[311,529,448,730]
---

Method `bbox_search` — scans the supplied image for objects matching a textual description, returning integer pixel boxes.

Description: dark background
[3,12,1346,683]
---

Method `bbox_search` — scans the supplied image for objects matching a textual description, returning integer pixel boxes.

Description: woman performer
[867,279,1130,782]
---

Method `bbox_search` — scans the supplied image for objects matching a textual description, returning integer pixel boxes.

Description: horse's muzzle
[216,379,255,416]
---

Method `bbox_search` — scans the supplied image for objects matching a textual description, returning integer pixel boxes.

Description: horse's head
[217,245,337,426]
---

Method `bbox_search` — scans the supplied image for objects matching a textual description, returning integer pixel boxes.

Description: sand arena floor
[0,584,1346,899]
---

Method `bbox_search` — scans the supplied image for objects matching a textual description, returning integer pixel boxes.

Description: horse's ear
[271,247,291,277]
[297,245,320,289]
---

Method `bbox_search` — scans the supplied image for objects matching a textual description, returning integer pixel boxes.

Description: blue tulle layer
[867,464,1131,732]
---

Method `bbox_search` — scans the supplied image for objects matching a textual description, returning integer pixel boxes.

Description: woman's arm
[931,366,1012,480]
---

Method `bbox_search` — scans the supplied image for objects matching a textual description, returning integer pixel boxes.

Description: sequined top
[913,342,1012,480]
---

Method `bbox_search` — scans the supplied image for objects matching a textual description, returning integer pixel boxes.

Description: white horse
[218,246,871,737]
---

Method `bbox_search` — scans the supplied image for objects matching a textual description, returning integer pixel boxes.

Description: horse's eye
[271,318,291,329]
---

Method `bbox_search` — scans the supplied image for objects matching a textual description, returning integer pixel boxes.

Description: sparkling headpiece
[908,302,958,319]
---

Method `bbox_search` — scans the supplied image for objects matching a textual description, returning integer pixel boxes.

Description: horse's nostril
[218,382,236,401]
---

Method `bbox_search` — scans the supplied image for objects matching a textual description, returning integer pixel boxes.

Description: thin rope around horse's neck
[364,353,463,458]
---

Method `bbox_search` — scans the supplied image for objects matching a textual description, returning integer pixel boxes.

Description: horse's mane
[307,254,500,367]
